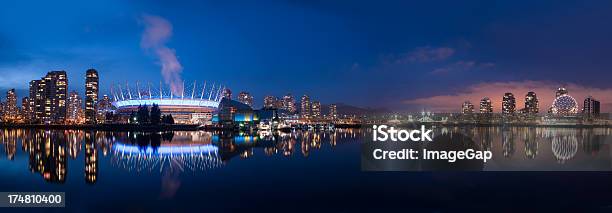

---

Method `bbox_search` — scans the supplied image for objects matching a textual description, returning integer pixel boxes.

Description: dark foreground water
[1,127,612,212]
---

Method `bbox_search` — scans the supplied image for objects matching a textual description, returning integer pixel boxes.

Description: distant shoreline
[0,123,201,131]
[0,123,364,131]
[366,122,612,128]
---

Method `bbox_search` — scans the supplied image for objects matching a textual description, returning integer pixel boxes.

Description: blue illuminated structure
[114,143,219,155]
[113,99,220,108]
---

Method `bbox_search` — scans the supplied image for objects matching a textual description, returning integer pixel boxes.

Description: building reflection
[523,127,538,159]
[501,127,515,158]
[25,130,67,183]
[85,131,98,184]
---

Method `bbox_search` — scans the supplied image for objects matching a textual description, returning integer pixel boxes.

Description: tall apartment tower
[263,96,277,109]
[222,88,232,100]
[66,91,84,124]
[462,101,474,114]
[300,95,311,118]
[329,104,338,119]
[479,97,493,113]
[502,92,516,114]
[583,96,600,116]
[4,89,18,121]
[85,69,99,124]
[282,94,296,113]
[311,101,321,118]
[237,91,254,107]
[29,80,43,122]
[524,91,539,114]
[30,71,68,124]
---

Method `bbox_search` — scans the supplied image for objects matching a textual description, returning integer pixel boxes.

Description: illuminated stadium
[111,81,224,124]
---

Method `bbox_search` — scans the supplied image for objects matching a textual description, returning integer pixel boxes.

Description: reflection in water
[0,127,610,183]
[523,127,538,159]
[501,127,515,158]
[6,129,357,198]
[440,127,611,169]
[85,131,98,184]
[24,130,68,183]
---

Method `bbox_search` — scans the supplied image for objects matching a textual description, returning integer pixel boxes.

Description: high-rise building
[263,96,278,109]
[479,97,492,113]
[556,87,568,97]
[311,101,321,118]
[96,95,114,123]
[29,80,43,122]
[237,91,254,107]
[329,104,338,119]
[3,89,18,121]
[462,101,474,114]
[21,97,33,122]
[502,93,516,114]
[583,96,600,115]
[0,102,4,120]
[282,94,296,113]
[66,91,84,124]
[85,69,99,124]
[222,88,232,100]
[524,91,538,114]
[301,95,311,118]
[30,71,68,124]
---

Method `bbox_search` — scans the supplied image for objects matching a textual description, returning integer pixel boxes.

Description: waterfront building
[583,96,600,115]
[30,71,68,124]
[66,91,84,124]
[21,97,33,122]
[0,102,4,120]
[3,89,19,121]
[479,97,493,113]
[263,96,277,109]
[237,91,254,107]
[29,80,42,122]
[215,98,256,126]
[282,94,296,113]
[222,88,232,100]
[301,95,311,118]
[524,91,539,114]
[329,104,338,119]
[85,69,99,124]
[96,95,114,123]
[461,101,474,114]
[502,92,516,114]
[311,101,321,118]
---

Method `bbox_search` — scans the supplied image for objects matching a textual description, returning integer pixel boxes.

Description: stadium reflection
[0,127,611,184]
[0,128,361,184]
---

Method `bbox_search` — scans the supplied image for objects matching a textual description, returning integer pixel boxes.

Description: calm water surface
[1,127,612,211]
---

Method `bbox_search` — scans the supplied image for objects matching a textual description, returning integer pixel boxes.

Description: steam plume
[140,14,183,94]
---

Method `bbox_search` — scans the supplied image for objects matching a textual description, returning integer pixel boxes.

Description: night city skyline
[1,1,612,111]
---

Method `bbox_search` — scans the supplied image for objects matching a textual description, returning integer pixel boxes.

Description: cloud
[381,46,455,65]
[403,80,612,112]
[140,14,183,94]
[430,60,495,75]
[404,46,455,63]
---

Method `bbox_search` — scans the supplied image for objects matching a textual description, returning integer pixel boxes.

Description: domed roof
[551,94,578,114]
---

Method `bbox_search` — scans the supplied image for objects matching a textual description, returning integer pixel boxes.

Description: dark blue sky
[1,0,611,110]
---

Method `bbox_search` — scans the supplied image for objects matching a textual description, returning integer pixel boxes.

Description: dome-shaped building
[550,94,578,114]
